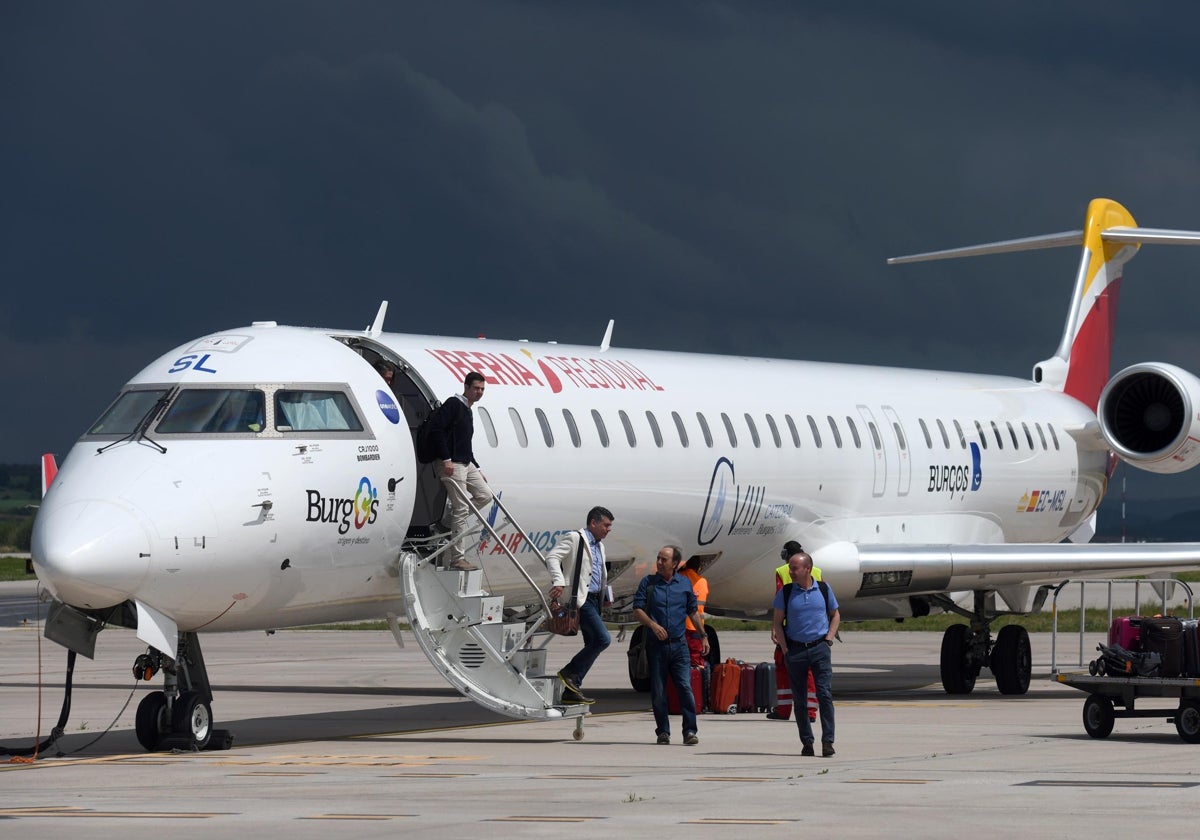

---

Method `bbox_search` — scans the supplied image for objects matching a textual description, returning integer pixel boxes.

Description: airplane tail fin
[888,198,1200,411]
[1045,198,1139,410]
[41,453,58,498]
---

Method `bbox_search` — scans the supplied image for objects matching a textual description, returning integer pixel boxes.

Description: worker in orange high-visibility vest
[767,541,819,722]
[677,556,709,668]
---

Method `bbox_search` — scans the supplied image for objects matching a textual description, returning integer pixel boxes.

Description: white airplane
[30,197,1200,751]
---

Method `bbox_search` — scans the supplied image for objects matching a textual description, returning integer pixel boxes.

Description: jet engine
[1097,362,1200,474]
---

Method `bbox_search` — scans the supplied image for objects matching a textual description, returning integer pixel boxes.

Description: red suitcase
[738,662,757,712]
[1108,616,1144,651]
[710,658,741,714]
[666,665,704,714]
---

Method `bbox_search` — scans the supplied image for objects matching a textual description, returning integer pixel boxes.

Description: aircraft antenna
[368,301,388,337]
[599,319,614,352]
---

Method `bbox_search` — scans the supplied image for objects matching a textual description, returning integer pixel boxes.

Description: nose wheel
[135,691,169,751]
[131,633,232,752]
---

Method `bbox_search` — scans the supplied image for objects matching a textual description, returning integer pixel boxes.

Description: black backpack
[413,404,441,464]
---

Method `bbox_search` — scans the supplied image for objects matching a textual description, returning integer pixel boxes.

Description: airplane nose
[32,500,152,609]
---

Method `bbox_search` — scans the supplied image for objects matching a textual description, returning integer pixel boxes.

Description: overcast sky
[3,3,1200,504]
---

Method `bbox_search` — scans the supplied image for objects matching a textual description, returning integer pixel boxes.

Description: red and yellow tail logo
[1061,199,1139,410]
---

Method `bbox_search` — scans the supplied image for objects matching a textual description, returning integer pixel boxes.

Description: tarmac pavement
[2,580,1200,837]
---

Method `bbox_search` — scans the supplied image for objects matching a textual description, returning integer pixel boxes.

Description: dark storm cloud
[3,0,1200,506]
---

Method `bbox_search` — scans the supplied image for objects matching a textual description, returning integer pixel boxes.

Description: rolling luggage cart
[1049,578,1199,742]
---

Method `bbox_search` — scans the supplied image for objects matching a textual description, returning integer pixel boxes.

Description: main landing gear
[934,591,1033,696]
[132,631,234,751]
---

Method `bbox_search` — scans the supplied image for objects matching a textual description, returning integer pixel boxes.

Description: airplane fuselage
[33,322,1106,631]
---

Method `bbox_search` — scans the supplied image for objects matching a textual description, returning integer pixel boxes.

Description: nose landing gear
[131,632,232,752]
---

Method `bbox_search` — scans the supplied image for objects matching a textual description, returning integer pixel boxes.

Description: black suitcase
[1141,616,1184,678]
[754,661,776,712]
[1182,619,1200,677]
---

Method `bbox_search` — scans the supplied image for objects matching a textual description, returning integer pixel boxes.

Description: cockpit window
[275,390,363,432]
[88,389,170,435]
[157,389,265,434]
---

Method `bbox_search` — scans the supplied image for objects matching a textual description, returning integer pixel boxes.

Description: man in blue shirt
[772,549,841,757]
[633,546,708,746]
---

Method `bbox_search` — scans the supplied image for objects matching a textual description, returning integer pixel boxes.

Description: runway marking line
[686,818,798,825]
[689,776,776,783]
[0,806,223,819]
[847,778,937,784]
[534,774,628,780]
[487,816,604,823]
[1019,780,1199,788]
[300,814,416,820]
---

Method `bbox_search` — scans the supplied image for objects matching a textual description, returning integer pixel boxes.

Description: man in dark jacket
[428,371,491,571]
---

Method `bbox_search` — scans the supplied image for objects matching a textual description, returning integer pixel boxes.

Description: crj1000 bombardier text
[30,198,1200,750]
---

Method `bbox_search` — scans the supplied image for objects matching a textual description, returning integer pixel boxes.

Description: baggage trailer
[1053,671,1200,742]
[1049,578,1200,742]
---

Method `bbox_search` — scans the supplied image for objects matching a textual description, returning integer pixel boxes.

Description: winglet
[41,453,58,498]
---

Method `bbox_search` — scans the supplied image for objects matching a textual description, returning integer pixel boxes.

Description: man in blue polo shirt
[633,545,708,746]
[772,549,840,757]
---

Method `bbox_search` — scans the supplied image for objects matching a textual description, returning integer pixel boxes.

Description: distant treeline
[0,463,37,500]
[0,463,37,551]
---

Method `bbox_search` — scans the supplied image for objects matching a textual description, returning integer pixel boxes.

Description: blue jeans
[784,642,834,744]
[563,592,611,685]
[646,637,697,738]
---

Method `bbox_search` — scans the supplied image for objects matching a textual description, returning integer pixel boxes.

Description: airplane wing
[852,541,1200,597]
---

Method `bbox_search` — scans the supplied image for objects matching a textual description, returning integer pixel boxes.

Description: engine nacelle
[1097,362,1200,474]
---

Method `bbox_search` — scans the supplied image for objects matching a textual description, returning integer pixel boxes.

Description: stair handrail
[439,481,556,653]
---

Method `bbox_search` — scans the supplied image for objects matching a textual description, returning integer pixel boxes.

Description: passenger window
[88,388,170,435]
[562,409,581,448]
[1022,422,1034,450]
[826,415,843,448]
[953,420,966,449]
[1035,422,1048,450]
[974,420,988,450]
[869,421,883,450]
[535,408,554,447]
[765,414,782,448]
[785,414,801,447]
[721,413,738,447]
[646,411,664,447]
[1048,425,1060,450]
[671,411,689,448]
[1007,422,1020,449]
[591,409,610,448]
[936,419,950,449]
[919,419,932,449]
[509,407,529,448]
[846,416,861,448]
[744,413,761,447]
[478,406,499,447]
[893,422,906,451]
[619,410,637,447]
[990,420,1004,450]
[807,415,822,448]
[274,390,356,432]
[696,412,714,447]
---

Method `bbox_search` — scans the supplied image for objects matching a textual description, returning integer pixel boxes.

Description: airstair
[397,484,592,739]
